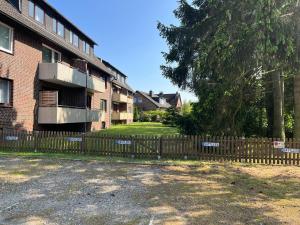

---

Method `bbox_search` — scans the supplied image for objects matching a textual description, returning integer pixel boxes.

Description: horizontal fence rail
[0,130,299,165]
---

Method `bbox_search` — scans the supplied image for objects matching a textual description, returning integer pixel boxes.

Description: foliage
[158,0,298,137]
[162,107,181,127]
[141,110,166,122]
[180,101,192,116]
[133,107,142,122]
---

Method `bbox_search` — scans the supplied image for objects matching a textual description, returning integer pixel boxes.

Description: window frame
[28,1,45,25]
[52,18,57,33]
[57,22,64,38]
[42,44,62,63]
[100,99,107,112]
[0,78,13,107]
[73,33,79,48]
[0,21,14,54]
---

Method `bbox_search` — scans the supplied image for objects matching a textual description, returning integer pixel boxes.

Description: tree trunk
[273,71,285,140]
[294,76,300,138]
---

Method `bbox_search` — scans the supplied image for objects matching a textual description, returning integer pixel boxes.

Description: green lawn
[98,122,179,136]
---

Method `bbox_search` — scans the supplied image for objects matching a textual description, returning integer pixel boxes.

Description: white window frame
[0,21,14,54]
[42,44,61,63]
[0,78,12,106]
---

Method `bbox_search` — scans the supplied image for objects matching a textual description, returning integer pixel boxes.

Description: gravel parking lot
[0,157,299,225]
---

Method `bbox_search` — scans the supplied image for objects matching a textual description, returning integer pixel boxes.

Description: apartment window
[100,99,107,112]
[0,22,13,54]
[42,45,61,63]
[82,41,90,55]
[0,78,12,106]
[52,18,57,33]
[35,5,44,24]
[73,33,79,47]
[28,0,34,17]
[57,22,64,38]
[69,30,73,44]
[85,42,90,55]
[28,1,45,24]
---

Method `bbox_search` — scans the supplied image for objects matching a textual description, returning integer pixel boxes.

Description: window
[82,41,90,54]
[28,0,34,17]
[85,42,90,55]
[100,99,107,112]
[35,5,44,24]
[73,33,79,47]
[0,78,12,106]
[69,30,73,43]
[138,97,143,103]
[0,22,13,54]
[57,22,64,38]
[28,1,44,24]
[133,97,137,103]
[42,45,61,63]
[52,18,57,33]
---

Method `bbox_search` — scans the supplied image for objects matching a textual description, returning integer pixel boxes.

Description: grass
[97,122,179,136]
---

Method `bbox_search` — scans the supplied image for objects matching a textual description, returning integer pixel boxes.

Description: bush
[162,107,180,126]
[141,110,166,122]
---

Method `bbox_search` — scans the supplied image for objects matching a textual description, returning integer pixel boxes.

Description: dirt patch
[0,158,299,225]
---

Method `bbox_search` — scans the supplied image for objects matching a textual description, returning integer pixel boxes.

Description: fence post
[80,132,85,154]
[131,135,135,159]
[33,131,39,152]
[158,136,163,160]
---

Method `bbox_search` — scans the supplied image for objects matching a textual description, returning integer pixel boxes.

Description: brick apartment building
[0,0,133,132]
[103,60,134,125]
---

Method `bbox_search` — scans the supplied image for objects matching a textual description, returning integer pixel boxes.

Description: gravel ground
[0,157,299,225]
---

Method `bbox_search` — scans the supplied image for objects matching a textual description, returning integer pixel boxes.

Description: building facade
[0,0,133,132]
[134,91,182,111]
[103,60,134,125]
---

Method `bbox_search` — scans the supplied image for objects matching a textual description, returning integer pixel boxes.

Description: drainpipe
[110,76,117,127]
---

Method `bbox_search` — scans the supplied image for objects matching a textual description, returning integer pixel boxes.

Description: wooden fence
[0,130,300,165]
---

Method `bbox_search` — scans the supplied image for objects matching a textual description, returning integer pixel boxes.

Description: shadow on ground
[0,158,299,225]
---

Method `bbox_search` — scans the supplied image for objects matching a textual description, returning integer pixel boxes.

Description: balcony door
[42,45,61,63]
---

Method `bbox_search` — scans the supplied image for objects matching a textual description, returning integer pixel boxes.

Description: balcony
[112,111,133,121]
[112,92,128,103]
[38,91,101,124]
[39,63,105,93]
[38,107,101,124]
[127,96,134,104]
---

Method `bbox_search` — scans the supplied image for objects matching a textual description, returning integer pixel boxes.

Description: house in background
[134,91,182,111]
[103,60,134,125]
[0,0,133,132]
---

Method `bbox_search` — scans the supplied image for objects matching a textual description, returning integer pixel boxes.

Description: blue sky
[48,0,197,102]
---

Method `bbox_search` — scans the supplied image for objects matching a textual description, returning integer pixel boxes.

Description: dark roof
[102,59,127,78]
[38,0,97,45]
[0,0,114,76]
[113,79,134,93]
[137,91,171,109]
[162,93,181,107]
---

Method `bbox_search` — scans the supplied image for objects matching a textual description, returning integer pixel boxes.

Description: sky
[48,0,197,102]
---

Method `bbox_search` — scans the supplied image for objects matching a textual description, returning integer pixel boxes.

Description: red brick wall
[0,23,42,131]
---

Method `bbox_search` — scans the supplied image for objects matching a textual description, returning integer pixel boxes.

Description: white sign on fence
[281,148,300,154]
[66,137,82,142]
[5,136,18,141]
[115,140,132,145]
[273,141,285,149]
[202,142,220,147]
